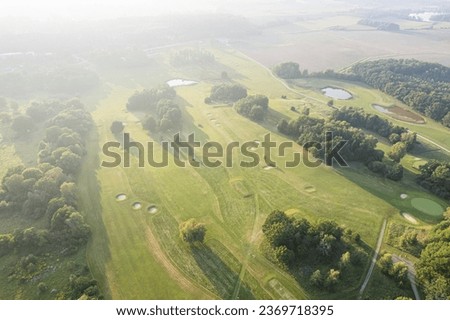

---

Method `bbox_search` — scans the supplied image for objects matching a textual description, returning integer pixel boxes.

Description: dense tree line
[417,160,450,200]
[273,62,303,79]
[331,107,414,147]
[277,114,404,180]
[205,83,247,103]
[262,210,366,292]
[387,223,423,257]
[126,85,183,133]
[1,101,92,242]
[308,69,361,82]
[0,66,99,98]
[0,100,100,299]
[430,14,450,22]
[126,86,176,111]
[358,19,400,31]
[277,115,379,163]
[170,49,215,67]
[416,208,450,299]
[350,59,450,127]
[378,253,409,288]
[234,94,269,122]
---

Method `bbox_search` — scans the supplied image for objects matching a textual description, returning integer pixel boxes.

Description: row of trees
[1,102,92,244]
[262,210,366,292]
[234,94,269,122]
[387,224,423,257]
[205,83,247,103]
[0,66,99,98]
[357,19,400,31]
[277,115,379,163]
[277,114,405,180]
[126,85,183,133]
[417,160,450,200]
[378,253,409,287]
[350,59,450,127]
[144,99,183,133]
[330,107,415,148]
[0,100,100,299]
[273,62,303,79]
[416,208,450,299]
[170,48,215,67]
[126,86,176,111]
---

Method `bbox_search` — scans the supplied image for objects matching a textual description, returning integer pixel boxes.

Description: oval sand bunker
[132,202,142,210]
[400,194,408,200]
[147,205,158,214]
[116,194,127,201]
[402,213,418,225]
[305,186,316,193]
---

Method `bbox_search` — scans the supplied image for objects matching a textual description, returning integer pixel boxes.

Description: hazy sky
[2,0,433,21]
[1,0,346,20]
[0,0,225,19]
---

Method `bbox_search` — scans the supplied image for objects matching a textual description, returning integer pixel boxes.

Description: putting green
[411,198,444,218]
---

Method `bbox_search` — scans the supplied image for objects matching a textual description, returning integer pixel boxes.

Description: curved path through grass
[359,219,387,298]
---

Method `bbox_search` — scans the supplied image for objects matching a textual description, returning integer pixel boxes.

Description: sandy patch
[132,202,142,210]
[147,205,158,214]
[116,193,127,201]
[400,194,408,199]
[402,213,418,224]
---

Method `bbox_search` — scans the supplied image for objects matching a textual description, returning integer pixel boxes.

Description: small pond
[321,87,352,100]
[166,79,198,87]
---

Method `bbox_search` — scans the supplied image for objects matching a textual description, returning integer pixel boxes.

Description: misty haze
[0,0,449,301]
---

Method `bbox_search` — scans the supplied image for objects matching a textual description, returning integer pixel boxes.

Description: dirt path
[231,194,260,299]
[359,219,387,298]
[145,227,215,299]
[392,255,421,300]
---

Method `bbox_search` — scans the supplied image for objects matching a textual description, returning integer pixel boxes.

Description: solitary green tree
[179,219,206,244]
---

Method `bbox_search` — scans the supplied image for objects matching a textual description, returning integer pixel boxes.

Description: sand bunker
[285,208,301,216]
[372,104,425,124]
[402,213,418,224]
[413,160,427,170]
[400,194,408,199]
[305,185,316,193]
[116,193,127,201]
[147,205,158,214]
[254,140,261,145]
[263,165,275,170]
[132,202,142,210]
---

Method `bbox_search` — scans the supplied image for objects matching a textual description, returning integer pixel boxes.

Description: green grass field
[77,45,449,299]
